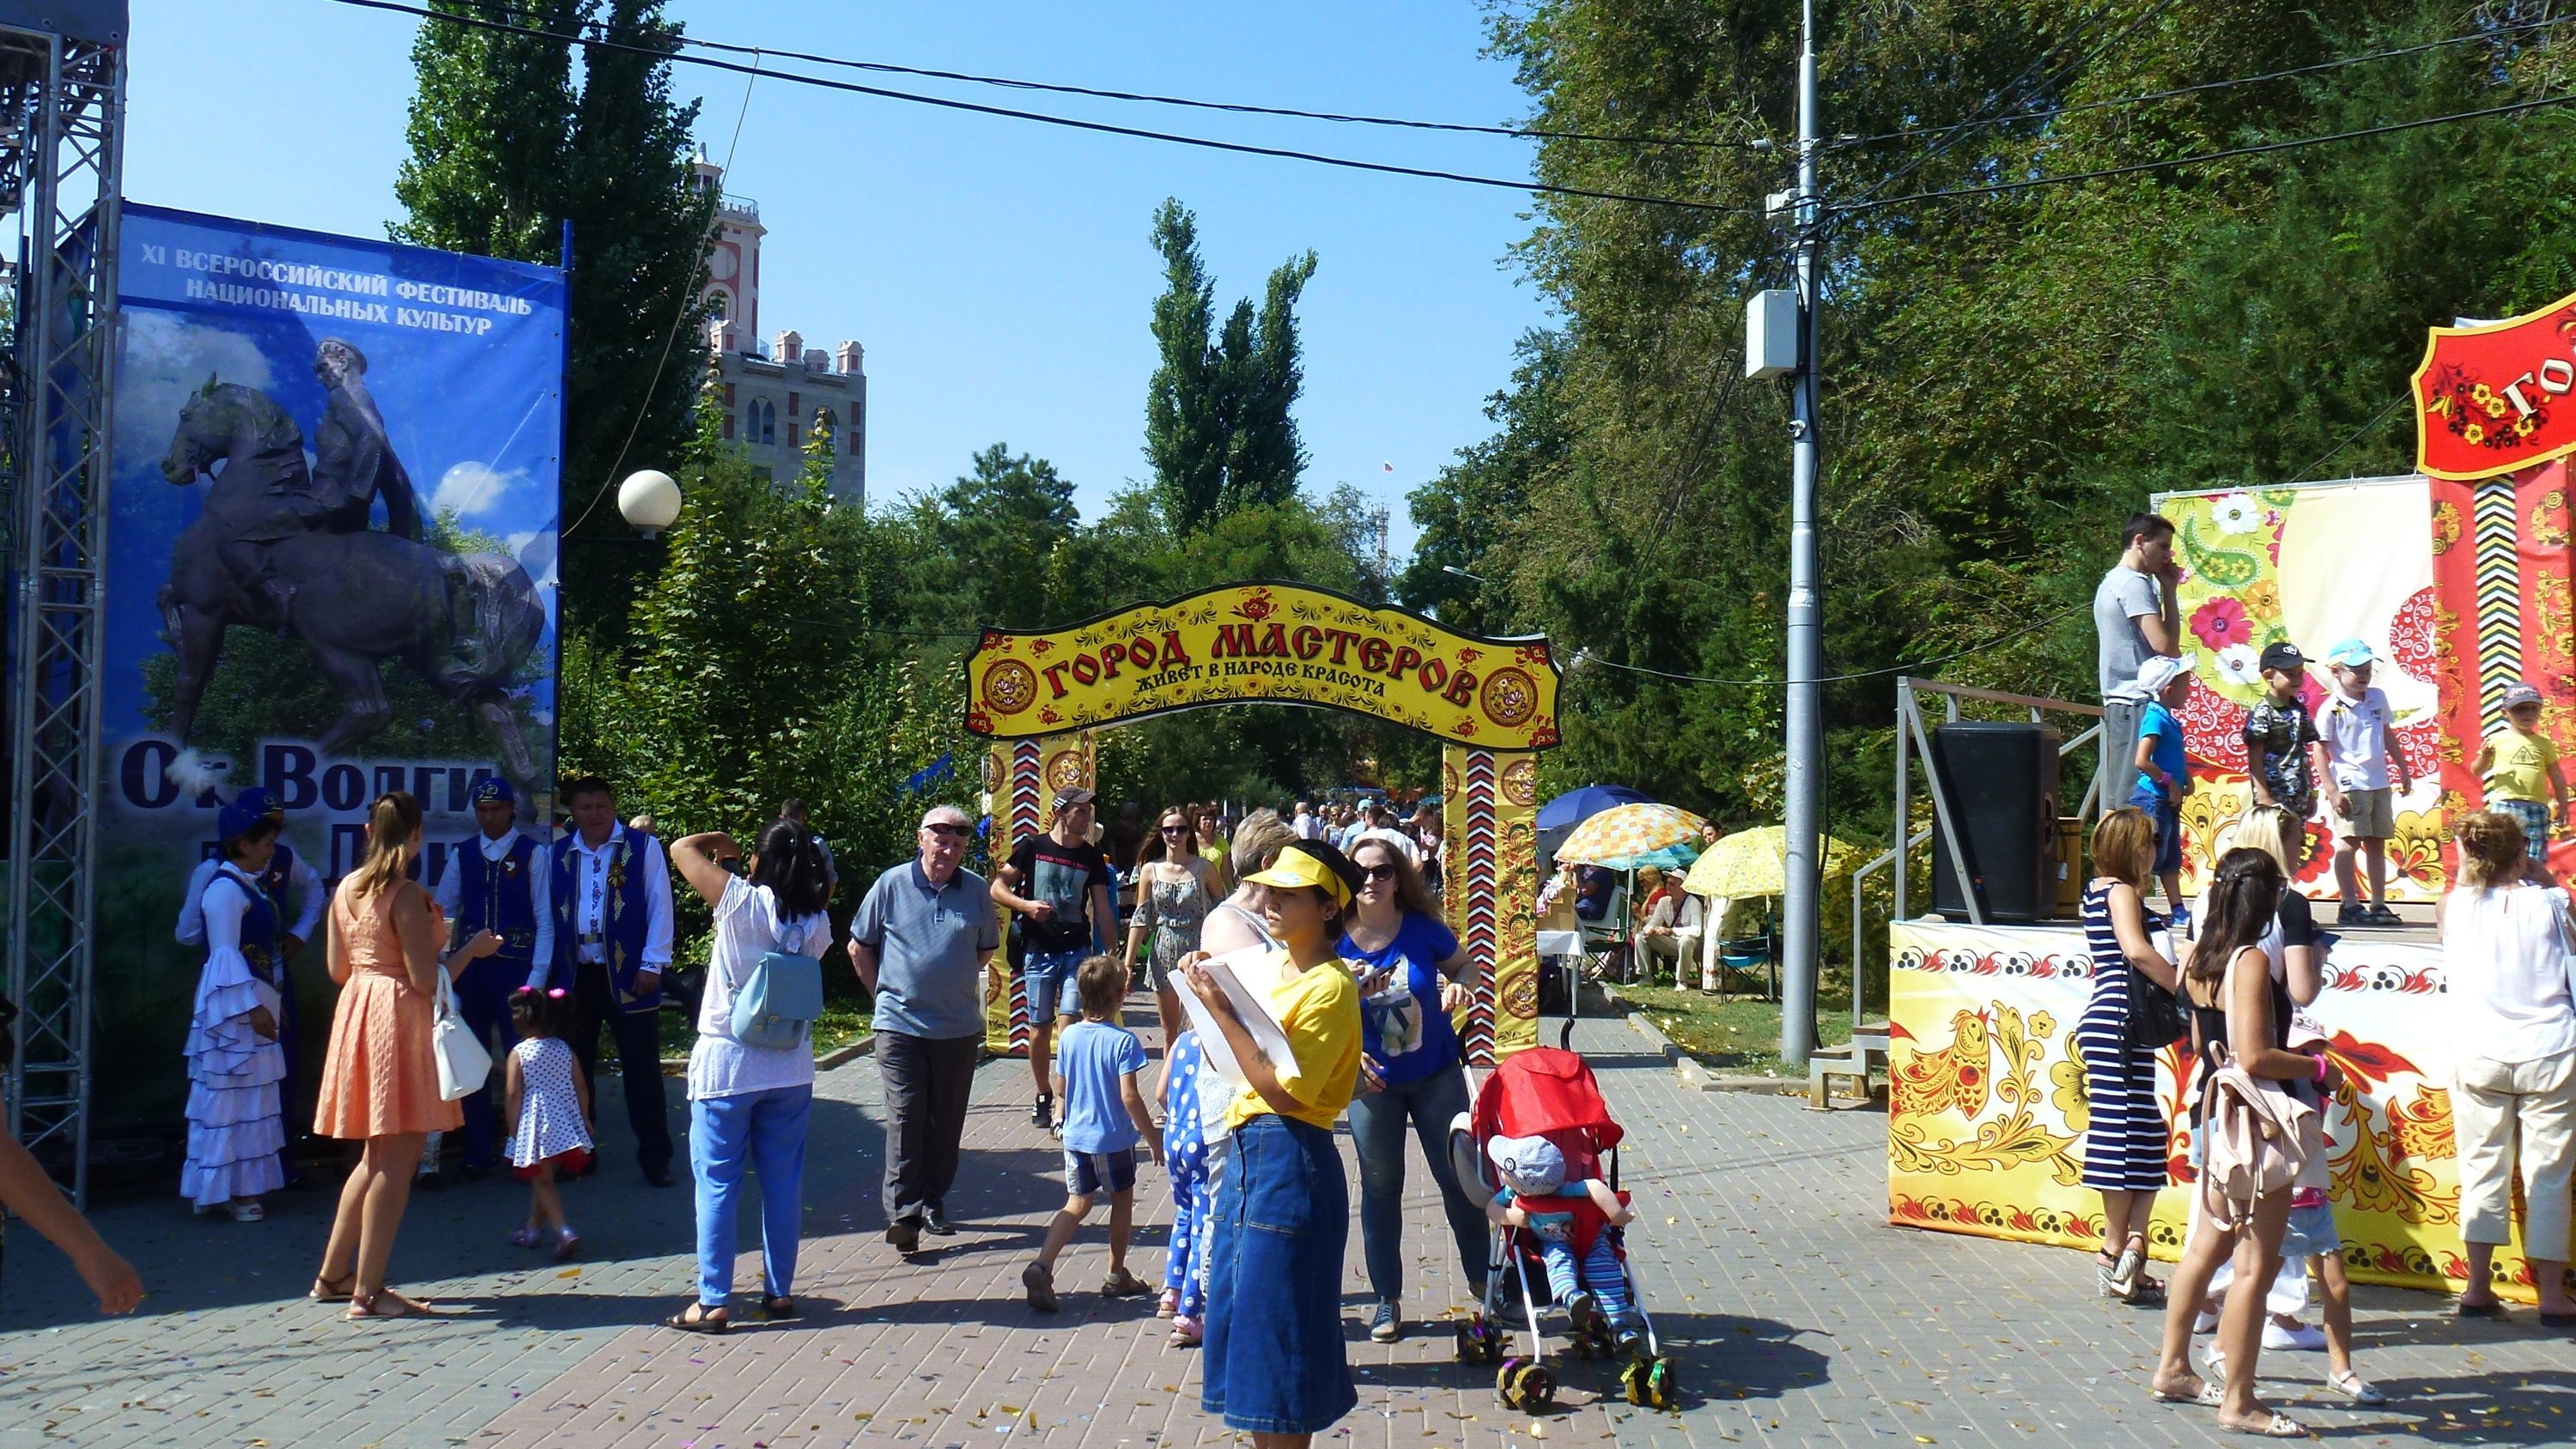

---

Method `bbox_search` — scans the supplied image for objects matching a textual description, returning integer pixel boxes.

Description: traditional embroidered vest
[453,831,540,964]
[551,827,659,1004]
[210,864,283,992]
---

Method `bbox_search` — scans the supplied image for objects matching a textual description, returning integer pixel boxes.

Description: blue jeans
[1346,1066,1488,1301]
[1023,947,1085,1021]
[690,1084,811,1307]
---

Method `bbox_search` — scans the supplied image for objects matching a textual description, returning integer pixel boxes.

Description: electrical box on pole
[1745,288,1798,379]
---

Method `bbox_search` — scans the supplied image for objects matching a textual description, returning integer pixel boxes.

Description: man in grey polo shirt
[2093,511,2181,816]
[851,803,999,1255]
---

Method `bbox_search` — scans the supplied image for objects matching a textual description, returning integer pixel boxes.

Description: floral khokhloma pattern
[1892,1193,2103,1243]
[1889,1005,2082,1187]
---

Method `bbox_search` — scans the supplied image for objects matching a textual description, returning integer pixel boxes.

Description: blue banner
[99,203,563,1137]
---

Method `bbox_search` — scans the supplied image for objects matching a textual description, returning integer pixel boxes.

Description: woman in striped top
[2075,806,2182,1306]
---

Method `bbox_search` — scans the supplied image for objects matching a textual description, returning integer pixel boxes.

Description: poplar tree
[1144,198,1318,534]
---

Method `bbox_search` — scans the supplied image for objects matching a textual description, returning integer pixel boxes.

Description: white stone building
[694,158,866,506]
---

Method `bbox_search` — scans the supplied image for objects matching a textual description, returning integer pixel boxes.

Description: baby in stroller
[1485,1134,1642,1352]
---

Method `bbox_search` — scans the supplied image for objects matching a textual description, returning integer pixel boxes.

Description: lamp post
[617,469,683,538]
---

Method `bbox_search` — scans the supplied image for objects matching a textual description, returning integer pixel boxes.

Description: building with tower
[694,156,866,506]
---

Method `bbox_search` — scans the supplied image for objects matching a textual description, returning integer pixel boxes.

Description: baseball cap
[234,785,282,818]
[1487,1135,1567,1196]
[919,803,973,831]
[2325,638,2376,668]
[2257,641,2306,674]
[1242,840,1356,906]
[2131,654,2195,697]
[1050,785,1097,811]
[2502,681,2545,711]
[469,775,514,806]
[216,799,267,843]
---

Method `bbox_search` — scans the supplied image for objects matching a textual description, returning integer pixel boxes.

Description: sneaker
[2366,904,2404,926]
[1614,1326,1645,1357]
[507,1226,545,1249]
[1024,1262,1059,1313]
[1565,1290,1603,1339]
[887,1216,920,1256]
[2264,1319,2327,1351]
[2336,902,2370,926]
[2193,1308,2221,1335]
[1369,1299,1401,1343]
[1031,1095,1054,1129]
[1103,1268,1152,1299]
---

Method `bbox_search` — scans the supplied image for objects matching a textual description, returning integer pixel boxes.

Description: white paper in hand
[1177,946,1297,1087]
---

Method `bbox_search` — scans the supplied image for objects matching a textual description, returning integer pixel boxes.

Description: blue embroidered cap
[234,785,281,818]
[471,776,514,806]
[216,799,266,843]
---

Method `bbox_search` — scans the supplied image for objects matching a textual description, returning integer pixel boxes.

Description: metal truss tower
[0,0,125,1202]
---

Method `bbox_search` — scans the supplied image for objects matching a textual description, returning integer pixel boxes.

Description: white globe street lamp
[617,469,683,537]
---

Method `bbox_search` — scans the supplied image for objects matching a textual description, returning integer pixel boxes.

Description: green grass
[1613,984,1856,1078]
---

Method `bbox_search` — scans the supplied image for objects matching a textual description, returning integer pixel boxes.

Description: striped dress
[2075,879,2174,1193]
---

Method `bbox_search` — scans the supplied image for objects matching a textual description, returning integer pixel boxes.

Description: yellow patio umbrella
[1684,824,1862,899]
[1553,802,1708,870]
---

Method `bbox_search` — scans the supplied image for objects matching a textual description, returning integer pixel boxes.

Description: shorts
[1023,947,1086,1020]
[513,1147,591,1182]
[2129,785,2183,875]
[2279,1199,2342,1262]
[2330,785,2395,840]
[2494,797,2553,862]
[1064,1145,1138,1197]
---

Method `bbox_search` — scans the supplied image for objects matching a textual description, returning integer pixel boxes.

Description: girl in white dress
[503,986,593,1260]
[181,803,290,1220]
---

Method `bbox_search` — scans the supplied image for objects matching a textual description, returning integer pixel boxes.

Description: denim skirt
[1201,1113,1357,1434]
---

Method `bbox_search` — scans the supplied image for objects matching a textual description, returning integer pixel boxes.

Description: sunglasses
[925,824,971,840]
[1358,863,1398,882]
[1161,824,1189,835]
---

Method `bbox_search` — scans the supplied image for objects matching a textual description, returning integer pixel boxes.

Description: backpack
[729,896,824,1051]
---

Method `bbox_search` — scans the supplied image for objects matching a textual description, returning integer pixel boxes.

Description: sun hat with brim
[2131,653,2195,697]
[2325,638,2375,668]
[1242,843,1354,907]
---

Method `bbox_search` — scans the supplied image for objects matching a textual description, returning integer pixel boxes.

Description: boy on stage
[2476,681,2568,865]
[2309,640,2413,925]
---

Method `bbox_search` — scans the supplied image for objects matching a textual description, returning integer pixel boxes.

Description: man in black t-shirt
[991,787,1117,1131]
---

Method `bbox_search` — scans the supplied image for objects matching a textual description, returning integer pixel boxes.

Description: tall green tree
[1143,198,1319,532]
[393,0,714,630]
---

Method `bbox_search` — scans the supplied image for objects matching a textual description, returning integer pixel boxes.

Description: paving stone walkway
[6,1006,2575,1448]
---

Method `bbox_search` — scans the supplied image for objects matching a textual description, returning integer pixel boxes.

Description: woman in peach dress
[308,791,501,1318]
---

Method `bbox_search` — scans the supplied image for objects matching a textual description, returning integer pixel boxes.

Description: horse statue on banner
[155,377,546,788]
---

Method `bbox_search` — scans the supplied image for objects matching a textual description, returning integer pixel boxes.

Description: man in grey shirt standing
[2093,512,2182,815]
[850,803,999,1256]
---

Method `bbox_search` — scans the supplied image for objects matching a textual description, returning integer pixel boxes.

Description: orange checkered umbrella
[1552,803,1706,870]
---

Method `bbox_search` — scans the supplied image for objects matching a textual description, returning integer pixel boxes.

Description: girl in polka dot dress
[503,987,593,1261]
[1158,1028,1214,1346]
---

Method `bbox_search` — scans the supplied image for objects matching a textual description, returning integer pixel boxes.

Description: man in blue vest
[551,775,677,1185]
[430,775,553,1183]
[177,785,324,1186]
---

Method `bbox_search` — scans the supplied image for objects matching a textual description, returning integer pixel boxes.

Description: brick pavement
[9,1006,2576,1447]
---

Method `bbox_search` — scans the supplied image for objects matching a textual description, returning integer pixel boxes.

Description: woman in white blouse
[663,820,834,1332]
[2441,809,2576,1325]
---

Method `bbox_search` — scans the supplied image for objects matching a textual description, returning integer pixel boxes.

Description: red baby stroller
[1448,1046,1675,1410]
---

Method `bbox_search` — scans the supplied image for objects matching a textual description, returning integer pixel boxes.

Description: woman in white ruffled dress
[182,800,290,1221]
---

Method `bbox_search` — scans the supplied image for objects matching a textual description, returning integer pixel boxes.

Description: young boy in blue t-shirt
[2126,655,2197,932]
[1023,955,1161,1312]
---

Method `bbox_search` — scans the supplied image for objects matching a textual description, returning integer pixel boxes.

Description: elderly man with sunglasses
[850,804,1001,1254]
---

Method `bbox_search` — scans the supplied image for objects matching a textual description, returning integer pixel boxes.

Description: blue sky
[126,1,1559,555]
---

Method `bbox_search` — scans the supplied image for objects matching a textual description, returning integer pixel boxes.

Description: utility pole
[1777,0,1825,1068]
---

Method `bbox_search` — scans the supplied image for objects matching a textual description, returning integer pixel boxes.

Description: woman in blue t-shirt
[1340,833,1489,1345]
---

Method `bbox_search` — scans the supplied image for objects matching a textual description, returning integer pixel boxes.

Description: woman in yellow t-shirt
[1179,840,1364,1447]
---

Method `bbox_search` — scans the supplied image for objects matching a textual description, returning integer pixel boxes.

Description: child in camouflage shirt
[2243,641,2320,819]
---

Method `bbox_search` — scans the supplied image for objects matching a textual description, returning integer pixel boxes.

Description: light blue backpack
[730,907,823,1051]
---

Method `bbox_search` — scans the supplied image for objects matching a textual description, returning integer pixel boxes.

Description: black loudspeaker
[1928,722,2063,922]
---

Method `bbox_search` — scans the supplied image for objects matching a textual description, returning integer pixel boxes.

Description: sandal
[507,1227,545,1249]
[1170,1313,1202,1347]
[1103,1267,1151,1298]
[308,1272,355,1303]
[1157,1288,1181,1319]
[664,1302,732,1334]
[2325,1368,2385,1405]
[2151,1378,2225,1407]
[760,1295,796,1320]
[2217,1410,2308,1437]
[2097,1249,2130,1300]
[346,1289,437,1320]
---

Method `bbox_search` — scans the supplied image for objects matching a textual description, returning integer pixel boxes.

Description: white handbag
[431,967,492,1102]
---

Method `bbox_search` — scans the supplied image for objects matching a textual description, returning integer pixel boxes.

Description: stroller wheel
[1518,1363,1557,1410]
[1647,1356,1677,1410]
[1619,1357,1652,1407]
[1496,1357,1529,1409]
[1452,1319,1480,1362]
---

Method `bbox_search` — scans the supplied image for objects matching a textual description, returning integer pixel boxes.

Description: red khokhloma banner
[2415,291,2576,480]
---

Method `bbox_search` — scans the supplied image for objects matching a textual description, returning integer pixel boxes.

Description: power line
[1833,12,2576,149]
[2280,391,2410,487]
[1835,87,2576,213]
[1577,604,2090,688]
[326,0,1760,218]
[664,27,1774,154]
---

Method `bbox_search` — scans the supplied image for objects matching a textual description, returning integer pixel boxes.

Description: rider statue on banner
[156,336,544,789]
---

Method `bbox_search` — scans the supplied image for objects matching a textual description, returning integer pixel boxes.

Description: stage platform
[1885,913,2565,1303]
